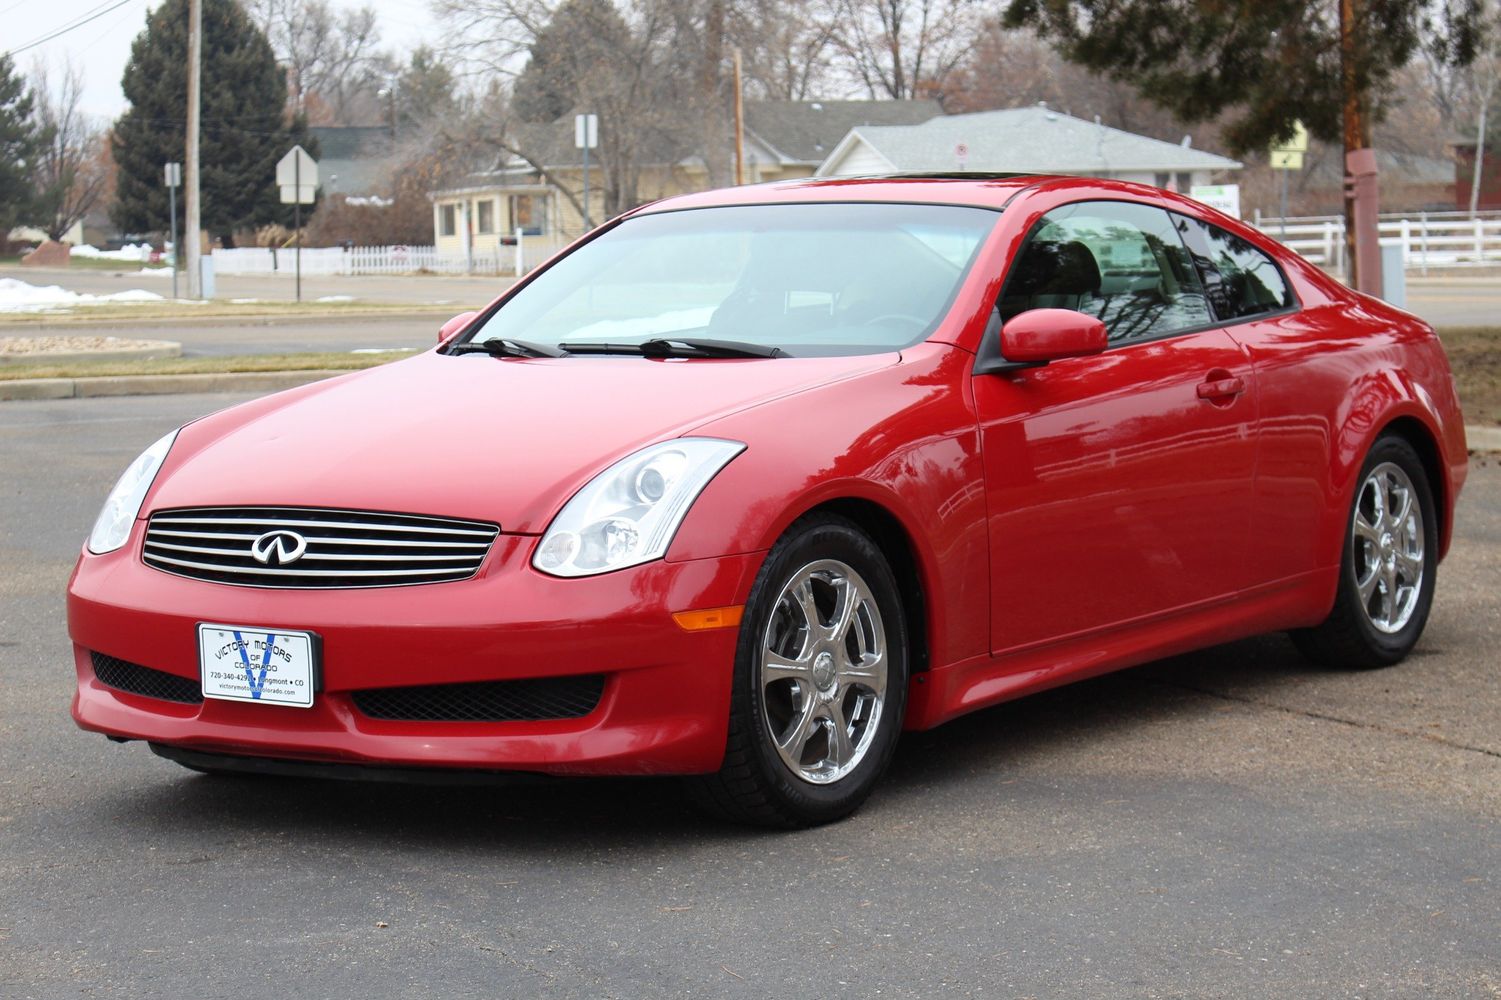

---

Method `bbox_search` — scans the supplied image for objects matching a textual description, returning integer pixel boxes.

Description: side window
[1000,201,1213,345]
[1176,215,1295,320]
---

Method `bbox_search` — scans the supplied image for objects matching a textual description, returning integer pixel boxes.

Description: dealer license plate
[197,624,318,708]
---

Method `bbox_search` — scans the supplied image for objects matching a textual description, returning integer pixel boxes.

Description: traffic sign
[164,162,181,188]
[1270,122,1308,171]
[575,113,598,150]
[276,145,319,188]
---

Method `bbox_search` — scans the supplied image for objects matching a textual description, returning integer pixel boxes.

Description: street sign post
[276,146,319,302]
[164,162,182,299]
[575,113,598,230]
[1269,122,1309,237]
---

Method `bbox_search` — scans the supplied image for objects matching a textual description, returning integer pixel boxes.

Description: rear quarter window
[1176,215,1296,320]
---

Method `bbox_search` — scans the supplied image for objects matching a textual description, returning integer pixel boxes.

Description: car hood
[152,350,896,533]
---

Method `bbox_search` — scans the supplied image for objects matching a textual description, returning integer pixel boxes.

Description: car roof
[638,174,1057,214]
[634,173,1193,214]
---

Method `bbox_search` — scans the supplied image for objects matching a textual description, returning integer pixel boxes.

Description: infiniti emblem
[251,530,308,566]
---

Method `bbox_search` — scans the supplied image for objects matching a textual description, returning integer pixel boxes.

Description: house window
[439,203,456,237]
[477,199,495,234]
[509,195,545,236]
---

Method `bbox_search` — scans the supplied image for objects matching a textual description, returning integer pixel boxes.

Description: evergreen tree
[511,0,634,123]
[0,54,40,237]
[397,47,458,130]
[1002,0,1483,156]
[111,0,318,244]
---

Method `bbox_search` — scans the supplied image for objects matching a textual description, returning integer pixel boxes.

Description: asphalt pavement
[1,393,1499,998]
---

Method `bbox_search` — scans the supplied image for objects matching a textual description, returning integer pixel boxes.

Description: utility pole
[185,0,202,299]
[164,162,181,299]
[1340,0,1382,295]
[733,47,745,185]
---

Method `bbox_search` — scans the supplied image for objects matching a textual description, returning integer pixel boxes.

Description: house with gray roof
[741,99,941,180]
[817,105,1241,191]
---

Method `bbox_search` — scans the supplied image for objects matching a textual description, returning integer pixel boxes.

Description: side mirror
[1000,308,1107,364]
[438,310,479,344]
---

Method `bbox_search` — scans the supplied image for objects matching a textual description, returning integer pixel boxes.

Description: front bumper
[69,528,762,776]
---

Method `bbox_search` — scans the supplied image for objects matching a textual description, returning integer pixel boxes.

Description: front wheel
[693,513,909,827]
[1292,435,1438,669]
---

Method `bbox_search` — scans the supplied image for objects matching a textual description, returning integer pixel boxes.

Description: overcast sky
[6,0,439,118]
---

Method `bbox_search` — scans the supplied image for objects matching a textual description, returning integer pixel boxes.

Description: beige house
[429,100,943,259]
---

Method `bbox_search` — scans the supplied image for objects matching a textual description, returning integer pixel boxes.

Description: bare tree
[245,0,384,123]
[827,0,980,104]
[434,0,702,217]
[731,0,840,99]
[31,61,108,242]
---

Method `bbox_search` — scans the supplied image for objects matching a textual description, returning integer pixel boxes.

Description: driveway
[1,393,1498,998]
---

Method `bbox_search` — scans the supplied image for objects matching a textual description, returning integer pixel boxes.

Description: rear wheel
[1292,435,1438,669]
[693,513,908,827]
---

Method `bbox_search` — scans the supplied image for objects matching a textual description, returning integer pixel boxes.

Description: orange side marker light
[671,606,745,631]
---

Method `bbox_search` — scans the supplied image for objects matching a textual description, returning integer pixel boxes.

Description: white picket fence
[1254,210,1501,272]
[211,235,576,277]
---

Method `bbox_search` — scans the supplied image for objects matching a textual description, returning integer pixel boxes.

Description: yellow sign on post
[1270,121,1308,171]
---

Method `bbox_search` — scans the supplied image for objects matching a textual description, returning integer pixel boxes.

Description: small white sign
[276,145,319,187]
[164,162,181,188]
[280,184,316,204]
[1190,183,1242,219]
[198,624,317,708]
[575,113,599,150]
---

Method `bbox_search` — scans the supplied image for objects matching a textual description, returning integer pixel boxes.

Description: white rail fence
[1253,210,1501,272]
[211,234,575,277]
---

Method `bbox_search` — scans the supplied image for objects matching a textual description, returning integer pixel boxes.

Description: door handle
[1196,376,1245,401]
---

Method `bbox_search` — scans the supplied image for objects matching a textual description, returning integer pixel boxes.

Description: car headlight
[533,438,745,577]
[87,428,179,554]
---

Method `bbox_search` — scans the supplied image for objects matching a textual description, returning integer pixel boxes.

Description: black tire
[1291,435,1438,669]
[692,513,909,828]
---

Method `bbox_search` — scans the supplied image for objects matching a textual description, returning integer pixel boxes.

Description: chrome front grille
[143,506,500,588]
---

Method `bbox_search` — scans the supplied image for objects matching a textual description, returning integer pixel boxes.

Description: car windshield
[464,202,998,357]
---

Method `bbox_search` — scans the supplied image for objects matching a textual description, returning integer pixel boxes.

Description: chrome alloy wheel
[759,559,888,785]
[1352,461,1426,634]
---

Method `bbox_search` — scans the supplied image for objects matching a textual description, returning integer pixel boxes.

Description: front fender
[668,342,990,669]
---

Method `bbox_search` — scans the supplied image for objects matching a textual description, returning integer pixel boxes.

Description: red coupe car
[68,176,1468,827]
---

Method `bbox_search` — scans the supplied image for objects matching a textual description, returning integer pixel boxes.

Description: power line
[3,0,140,57]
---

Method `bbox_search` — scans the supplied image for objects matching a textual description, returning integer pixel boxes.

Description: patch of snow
[315,295,355,303]
[0,278,165,313]
[230,298,263,304]
[70,242,156,263]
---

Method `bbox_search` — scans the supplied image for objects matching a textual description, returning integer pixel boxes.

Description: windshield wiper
[558,337,788,359]
[449,338,569,359]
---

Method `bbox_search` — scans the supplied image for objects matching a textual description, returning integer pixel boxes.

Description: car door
[972,200,1260,654]
[1173,212,1317,590]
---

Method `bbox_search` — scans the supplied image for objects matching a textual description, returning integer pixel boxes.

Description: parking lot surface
[2,393,1498,998]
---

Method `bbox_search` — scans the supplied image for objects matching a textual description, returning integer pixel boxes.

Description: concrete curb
[0,369,350,401]
[0,340,182,366]
[1468,425,1501,453]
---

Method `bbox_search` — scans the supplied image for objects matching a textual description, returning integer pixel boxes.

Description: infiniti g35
[67,176,1468,827]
